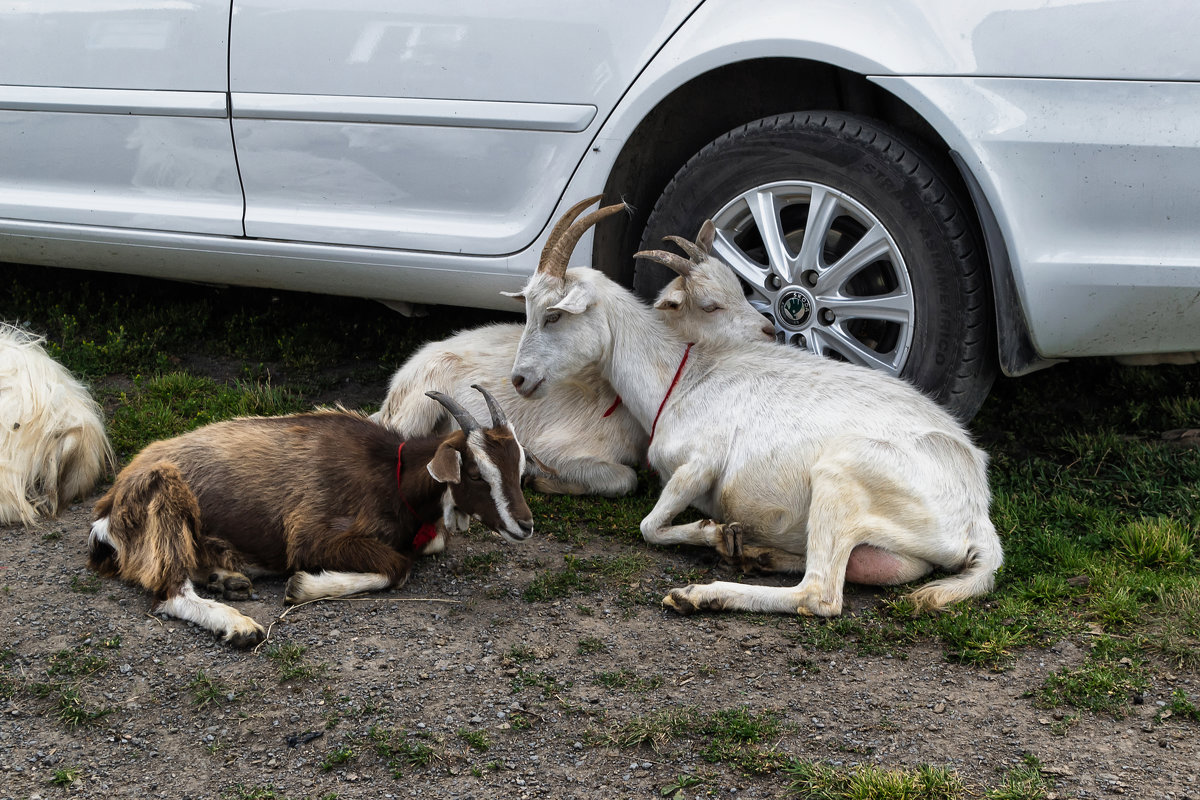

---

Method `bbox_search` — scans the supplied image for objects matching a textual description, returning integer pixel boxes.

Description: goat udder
[844,544,907,585]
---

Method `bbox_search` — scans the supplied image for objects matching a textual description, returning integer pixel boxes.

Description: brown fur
[89,409,531,647]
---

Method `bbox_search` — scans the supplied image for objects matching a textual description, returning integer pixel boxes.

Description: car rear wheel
[635,112,995,420]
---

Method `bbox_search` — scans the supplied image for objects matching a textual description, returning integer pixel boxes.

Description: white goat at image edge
[507,202,1003,616]
[0,323,113,526]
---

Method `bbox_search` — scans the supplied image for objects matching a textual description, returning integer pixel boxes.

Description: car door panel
[0,1,243,237]
[229,1,701,256]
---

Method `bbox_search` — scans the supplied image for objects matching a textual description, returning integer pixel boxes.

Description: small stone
[933,703,946,714]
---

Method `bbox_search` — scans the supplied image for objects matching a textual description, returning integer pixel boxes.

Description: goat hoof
[663,587,725,615]
[205,572,254,601]
[223,576,253,601]
[740,546,776,575]
[223,622,266,649]
[283,573,310,605]
[662,589,699,615]
[795,597,841,617]
[715,522,743,564]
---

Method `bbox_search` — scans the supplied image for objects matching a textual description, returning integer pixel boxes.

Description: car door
[229,1,701,256]
[0,1,243,236]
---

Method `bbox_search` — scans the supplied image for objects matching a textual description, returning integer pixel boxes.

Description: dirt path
[2,497,1197,800]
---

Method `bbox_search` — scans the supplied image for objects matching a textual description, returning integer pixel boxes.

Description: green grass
[593,668,663,693]
[457,728,491,752]
[320,745,356,772]
[368,726,436,778]
[606,706,787,774]
[106,373,307,456]
[522,552,654,603]
[223,786,285,800]
[784,753,1056,799]
[46,647,108,679]
[49,766,81,787]
[787,761,965,799]
[188,669,234,710]
[510,669,567,698]
[52,685,113,728]
[264,642,325,682]
[577,636,608,655]
[19,642,116,729]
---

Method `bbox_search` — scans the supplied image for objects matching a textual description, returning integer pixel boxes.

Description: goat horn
[470,383,509,429]
[541,202,628,280]
[634,249,694,278]
[663,234,708,263]
[539,194,603,273]
[425,391,480,433]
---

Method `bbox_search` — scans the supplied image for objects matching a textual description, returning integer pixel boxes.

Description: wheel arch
[590,56,1038,377]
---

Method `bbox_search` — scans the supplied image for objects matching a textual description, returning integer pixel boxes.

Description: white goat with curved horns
[373,196,774,497]
[509,209,1003,617]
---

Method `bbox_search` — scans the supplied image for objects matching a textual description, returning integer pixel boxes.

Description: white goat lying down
[374,195,773,497]
[0,323,113,526]
[509,211,1003,616]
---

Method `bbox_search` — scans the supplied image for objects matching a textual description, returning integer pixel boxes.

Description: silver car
[3,1,1199,418]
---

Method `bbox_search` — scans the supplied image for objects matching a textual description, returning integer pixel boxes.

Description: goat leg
[285,526,412,604]
[638,461,723,548]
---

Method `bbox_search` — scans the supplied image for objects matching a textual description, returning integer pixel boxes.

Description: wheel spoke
[819,291,913,325]
[796,185,841,273]
[813,222,892,296]
[745,189,799,284]
[711,227,772,296]
[811,326,903,374]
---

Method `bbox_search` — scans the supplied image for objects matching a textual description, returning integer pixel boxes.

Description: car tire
[634,111,996,421]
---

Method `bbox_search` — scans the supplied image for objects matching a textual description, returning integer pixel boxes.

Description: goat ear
[499,290,525,302]
[653,288,685,311]
[427,443,462,484]
[696,220,716,254]
[549,282,593,315]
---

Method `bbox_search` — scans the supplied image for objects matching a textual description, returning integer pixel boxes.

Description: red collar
[602,395,622,417]
[649,343,693,446]
[396,442,440,551]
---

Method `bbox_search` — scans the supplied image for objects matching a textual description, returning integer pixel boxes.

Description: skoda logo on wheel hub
[778,289,812,327]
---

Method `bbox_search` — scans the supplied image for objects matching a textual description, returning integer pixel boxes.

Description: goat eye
[543,312,562,326]
[703,304,723,313]
[467,470,483,482]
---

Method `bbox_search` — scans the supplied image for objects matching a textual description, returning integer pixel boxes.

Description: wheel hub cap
[777,288,812,328]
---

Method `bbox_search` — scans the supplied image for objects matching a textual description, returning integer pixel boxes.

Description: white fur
[155,579,265,644]
[510,265,1003,617]
[0,324,113,526]
[285,570,392,603]
[88,516,112,551]
[372,253,770,497]
[470,428,531,542]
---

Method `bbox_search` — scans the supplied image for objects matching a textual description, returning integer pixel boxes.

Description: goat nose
[511,374,525,390]
[761,322,776,339]
[518,518,534,536]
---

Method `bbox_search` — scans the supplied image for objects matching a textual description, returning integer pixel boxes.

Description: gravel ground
[2,495,1198,800]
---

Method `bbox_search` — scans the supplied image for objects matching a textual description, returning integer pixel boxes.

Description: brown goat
[87,388,532,647]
